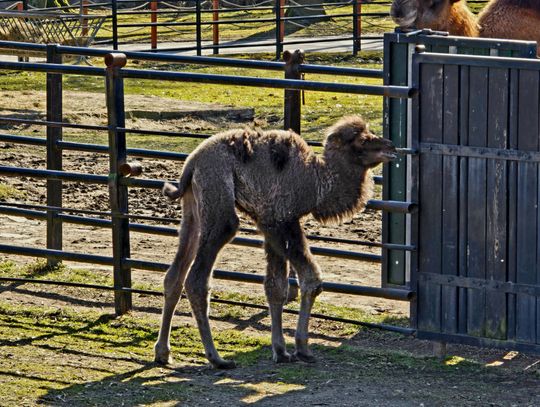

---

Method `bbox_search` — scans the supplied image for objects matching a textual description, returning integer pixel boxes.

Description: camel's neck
[447,1,480,36]
[312,154,373,224]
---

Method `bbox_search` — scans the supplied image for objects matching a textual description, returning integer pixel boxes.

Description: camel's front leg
[284,222,323,362]
[263,241,294,363]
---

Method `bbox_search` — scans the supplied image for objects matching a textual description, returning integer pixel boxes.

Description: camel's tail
[162,162,194,201]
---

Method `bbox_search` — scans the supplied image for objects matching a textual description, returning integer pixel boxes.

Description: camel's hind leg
[154,189,200,364]
[282,221,322,363]
[263,240,294,363]
[184,180,239,369]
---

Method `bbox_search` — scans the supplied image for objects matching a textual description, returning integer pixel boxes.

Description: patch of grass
[0,183,25,200]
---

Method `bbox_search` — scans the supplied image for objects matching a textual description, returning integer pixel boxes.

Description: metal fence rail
[0,41,416,332]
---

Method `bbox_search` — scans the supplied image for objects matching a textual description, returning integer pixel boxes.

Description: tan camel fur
[154,116,396,369]
[390,0,540,54]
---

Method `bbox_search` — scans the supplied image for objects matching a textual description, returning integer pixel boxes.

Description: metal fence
[0,40,416,334]
[0,0,395,58]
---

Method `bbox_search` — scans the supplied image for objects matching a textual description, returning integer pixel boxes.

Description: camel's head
[325,116,397,168]
[391,0,459,30]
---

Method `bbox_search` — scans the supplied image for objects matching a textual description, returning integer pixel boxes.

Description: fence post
[81,0,89,38]
[46,44,63,268]
[112,0,119,50]
[212,0,219,55]
[151,0,158,50]
[195,0,202,56]
[105,53,132,315]
[352,0,361,55]
[283,49,303,134]
[275,0,285,60]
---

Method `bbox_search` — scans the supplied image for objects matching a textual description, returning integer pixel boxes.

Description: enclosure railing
[0,0,396,58]
[0,40,416,334]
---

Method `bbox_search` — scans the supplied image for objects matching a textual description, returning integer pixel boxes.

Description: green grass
[0,183,25,200]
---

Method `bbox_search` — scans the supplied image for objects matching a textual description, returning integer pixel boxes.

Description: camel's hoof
[273,351,295,363]
[211,358,237,369]
[154,353,173,365]
[154,345,173,365]
[293,351,316,363]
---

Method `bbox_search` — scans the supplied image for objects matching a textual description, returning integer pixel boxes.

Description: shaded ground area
[0,274,539,406]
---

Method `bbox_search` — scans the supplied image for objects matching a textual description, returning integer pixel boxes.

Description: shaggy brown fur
[154,116,396,369]
[391,0,540,54]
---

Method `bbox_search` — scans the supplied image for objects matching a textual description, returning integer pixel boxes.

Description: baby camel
[154,116,396,369]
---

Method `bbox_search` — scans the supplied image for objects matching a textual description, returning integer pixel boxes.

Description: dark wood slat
[418,63,443,332]
[506,68,519,341]
[515,69,539,343]
[466,66,488,337]
[485,67,509,340]
[441,63,459,334]
[458,64,470,335]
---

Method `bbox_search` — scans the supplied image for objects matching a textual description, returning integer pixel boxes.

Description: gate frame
[382,29,537,292]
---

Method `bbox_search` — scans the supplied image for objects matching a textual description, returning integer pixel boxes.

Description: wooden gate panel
[413,52,540,352]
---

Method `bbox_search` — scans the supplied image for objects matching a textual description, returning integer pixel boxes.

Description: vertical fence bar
[81,0,89,38]
[275,0,284,60]
[352,0,361,55]
[212,0,219,55]
[111,0,119,50]
[105,53,132,315]
[195,0,202,56]
[46,44,63,268]
[150,0,158,50]
[283,49,303,134]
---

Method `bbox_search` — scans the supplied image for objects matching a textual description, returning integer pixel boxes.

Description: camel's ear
[326,126,357,146]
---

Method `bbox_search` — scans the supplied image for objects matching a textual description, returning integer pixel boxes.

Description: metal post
[352,0,361,55]
[283,49,304,134]
[46,44,63,268]
[112,0,119,50]
[81,0,89,38]
[275,0,284,60]
[195,0,202,56]
[212,0,219,55]
[151,1,158,50]
[105,53,132,315]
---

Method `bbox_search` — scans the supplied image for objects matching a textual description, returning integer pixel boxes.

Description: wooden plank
[458,65,469,335]
[506,68,519,341]
[485,67,509,340]
[417,63,443,332]
[466,66,488,337]
[441,63,459,334]
[515,69,539,344]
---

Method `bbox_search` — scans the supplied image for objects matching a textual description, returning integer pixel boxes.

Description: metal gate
[411,50,540,353]
[382,30,537,289]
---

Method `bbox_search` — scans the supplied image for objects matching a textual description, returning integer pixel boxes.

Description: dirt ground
[1,91,540,406]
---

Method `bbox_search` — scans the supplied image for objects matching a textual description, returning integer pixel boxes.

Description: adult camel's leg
[154,189,200,364]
